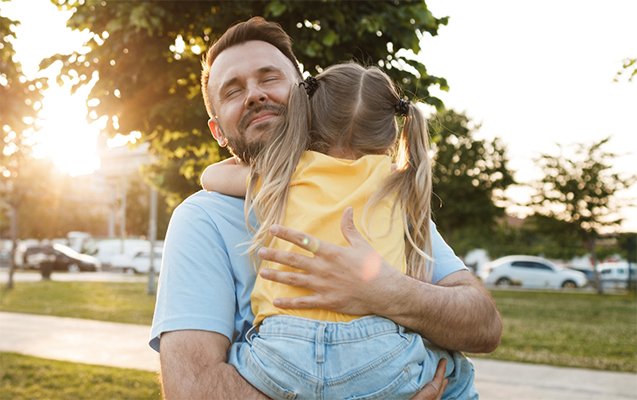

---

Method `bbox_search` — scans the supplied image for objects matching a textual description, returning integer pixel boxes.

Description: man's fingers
[258,247,313,272]
[439,378,449,398]
[271,294,323,309]
[410,358,447,400]
[430,358,448,400]
[259,268,311,288]
[433,358,447,383]
[269,224,323,255]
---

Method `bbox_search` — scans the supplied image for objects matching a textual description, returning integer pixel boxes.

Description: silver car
[485,255,588,289]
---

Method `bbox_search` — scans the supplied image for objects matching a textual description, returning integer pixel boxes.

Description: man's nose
[245,84,268,108]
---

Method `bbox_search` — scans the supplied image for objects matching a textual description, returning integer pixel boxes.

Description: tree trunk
[6,205,18,290]
[588,236,603,294]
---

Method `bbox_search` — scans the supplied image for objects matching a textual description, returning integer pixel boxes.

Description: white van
[597,261,636,290]
[92,239,164,268]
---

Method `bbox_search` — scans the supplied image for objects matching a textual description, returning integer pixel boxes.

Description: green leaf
[322,30,338,47]
[265,1,287,17]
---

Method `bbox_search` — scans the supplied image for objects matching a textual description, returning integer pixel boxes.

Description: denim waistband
[254,315,406,344]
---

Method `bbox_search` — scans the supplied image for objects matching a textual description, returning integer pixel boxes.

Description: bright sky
[2,0,636,231]
[1,0,101,176]
[422,0,637,232]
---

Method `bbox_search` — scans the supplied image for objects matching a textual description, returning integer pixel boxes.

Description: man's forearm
[162,360,266,399]
[374,270,502,353]
[160,330,268,399]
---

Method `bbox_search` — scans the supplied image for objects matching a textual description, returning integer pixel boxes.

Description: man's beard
[225,104,286,164]
[226,135,266,165]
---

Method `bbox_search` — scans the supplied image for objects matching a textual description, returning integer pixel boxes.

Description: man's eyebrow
[218,65,284,97]
[257,65,284,75]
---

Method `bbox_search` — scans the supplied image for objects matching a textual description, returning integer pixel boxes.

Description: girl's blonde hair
[246,62,433,282]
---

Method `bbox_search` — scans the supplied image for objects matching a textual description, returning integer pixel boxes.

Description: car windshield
[52,244,83,258]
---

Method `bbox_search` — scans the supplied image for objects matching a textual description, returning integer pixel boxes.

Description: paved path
[1,311,636,399]
[0,269,148,283]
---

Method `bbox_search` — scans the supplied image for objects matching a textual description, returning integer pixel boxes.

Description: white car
[110,247,162,274]
[597,261,636,290]
[485,255,588,289]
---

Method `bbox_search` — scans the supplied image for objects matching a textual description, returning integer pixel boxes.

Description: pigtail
[367,99,433,282]
[397,102,433,282]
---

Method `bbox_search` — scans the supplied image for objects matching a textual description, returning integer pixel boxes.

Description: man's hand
[258,207,502,352]
[257,207,397,315]
[411,359,449,400]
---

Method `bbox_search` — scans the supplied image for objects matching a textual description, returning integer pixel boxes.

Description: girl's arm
[200,157,249,197]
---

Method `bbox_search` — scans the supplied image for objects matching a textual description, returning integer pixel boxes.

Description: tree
[47,0,450,205]
[528,137,635,291]
[124,171,169,239]
[0,4,43,288]
[615,57,636,82]
[13,170,109,238]
[428,109,515,255]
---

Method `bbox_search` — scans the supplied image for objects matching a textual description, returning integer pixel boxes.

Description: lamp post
[147,187,158,295]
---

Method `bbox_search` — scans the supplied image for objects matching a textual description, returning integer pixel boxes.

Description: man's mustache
[238,104,286,132]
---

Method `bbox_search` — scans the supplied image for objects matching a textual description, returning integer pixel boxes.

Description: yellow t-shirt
[251,150,406,325]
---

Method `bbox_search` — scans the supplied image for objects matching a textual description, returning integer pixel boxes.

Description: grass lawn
[1,281,636,372]
[0,352,160,400]
[0,281,155,325]
[471,289,637,372]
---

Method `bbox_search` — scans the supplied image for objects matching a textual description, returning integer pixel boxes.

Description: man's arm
[160,330,268,399]
[257,208,502,353]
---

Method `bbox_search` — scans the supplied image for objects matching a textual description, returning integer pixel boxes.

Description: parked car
[23,243,101,272]
[110,247,162,274]
[597,261,636,290]
[484,255,588,289]
[566,266,596,284]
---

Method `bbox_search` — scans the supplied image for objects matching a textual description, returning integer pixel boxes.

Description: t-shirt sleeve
[429,220,468,284]
[149,199,236,352]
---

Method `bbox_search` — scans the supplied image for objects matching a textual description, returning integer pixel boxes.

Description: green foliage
[124,172,170,239]
[0,352,160,400]
[428,109,515,254]
[0,5,40,137]
[617,233,637,263]
[615,57,636,82]
[517,215,586,259]
[10,162,108,238]
[0,4,44,210]
[528,137,635,250]
[48,0,449,204]
[0,281,156,325]
[478,290,637,372]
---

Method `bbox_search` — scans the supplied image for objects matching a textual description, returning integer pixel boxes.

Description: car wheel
[68,264,80,273]
[561,280,577,289]
[495,277,512,287]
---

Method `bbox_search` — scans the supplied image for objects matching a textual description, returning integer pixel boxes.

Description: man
[151,17,502,399]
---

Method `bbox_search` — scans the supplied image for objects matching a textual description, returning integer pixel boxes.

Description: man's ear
[208,118,228,147]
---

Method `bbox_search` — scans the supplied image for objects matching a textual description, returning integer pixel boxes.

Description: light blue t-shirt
[149,190,467,352]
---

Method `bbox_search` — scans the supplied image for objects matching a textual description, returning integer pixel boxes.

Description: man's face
[207,40,299,162]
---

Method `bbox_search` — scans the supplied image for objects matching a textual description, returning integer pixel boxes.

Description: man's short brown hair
[201,17,301,117]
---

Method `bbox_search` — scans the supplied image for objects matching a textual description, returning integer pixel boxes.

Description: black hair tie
[300,76,319,97]
[395,99,410,116]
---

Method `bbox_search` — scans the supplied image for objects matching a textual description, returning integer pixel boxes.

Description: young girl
[201,62,477,399]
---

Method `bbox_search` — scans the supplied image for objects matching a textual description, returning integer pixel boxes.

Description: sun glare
[1,0,101,176]
[32,84,101,176]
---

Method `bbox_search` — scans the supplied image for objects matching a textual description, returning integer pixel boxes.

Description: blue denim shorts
[228,315,477,400]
